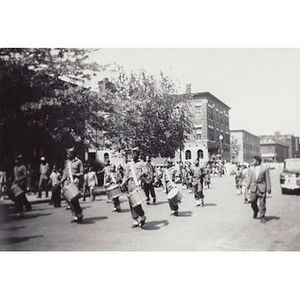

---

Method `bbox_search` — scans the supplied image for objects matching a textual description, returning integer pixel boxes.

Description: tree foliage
[105,70,193,157]
[230,136,240,161]
[0,48,110,150]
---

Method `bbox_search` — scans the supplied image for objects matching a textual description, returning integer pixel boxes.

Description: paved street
[1,169,300,251]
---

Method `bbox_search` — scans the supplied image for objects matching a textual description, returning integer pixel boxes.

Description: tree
[230,136,240,161]
[0,48,110,168]
[105,70,193,157]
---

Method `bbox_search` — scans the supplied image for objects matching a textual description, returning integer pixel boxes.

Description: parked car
[280,158,300,194]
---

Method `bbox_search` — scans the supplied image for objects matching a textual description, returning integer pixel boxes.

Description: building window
[196,128,202,140]
[104,153,109,161]
[185,150,192,160]
[197,149,204,159]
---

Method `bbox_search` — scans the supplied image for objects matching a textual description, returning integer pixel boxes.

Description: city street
[1,169,300,251]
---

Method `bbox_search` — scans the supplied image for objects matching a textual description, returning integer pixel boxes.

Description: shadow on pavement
[204,203,217,207]
[20,213,53,220]
[80,216,108,224]
[177,211,193,217]
[119,209,130,213]
[141,220,169,231]
[152,201,168,206]
[265,216,280,222]
[1,225,26,231]
[0,234,43,245]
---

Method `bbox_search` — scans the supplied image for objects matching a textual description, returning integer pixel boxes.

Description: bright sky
[89,48,300,138]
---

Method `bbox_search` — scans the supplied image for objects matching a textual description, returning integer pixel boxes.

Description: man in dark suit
[246,155,271,223]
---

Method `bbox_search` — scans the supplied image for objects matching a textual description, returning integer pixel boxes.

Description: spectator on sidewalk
[49,165,62,207]
[37,157,50,198]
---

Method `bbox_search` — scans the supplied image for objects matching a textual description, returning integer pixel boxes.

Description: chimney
[186,83,191,94]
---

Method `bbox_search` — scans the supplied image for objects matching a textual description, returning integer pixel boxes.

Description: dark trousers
[113,197,120,208]
[144,182,156,201]
[129,202,145,220]
[51,185,61,207]
[14,193,32,212]
[250,191,266,218]
[69,197,83,217]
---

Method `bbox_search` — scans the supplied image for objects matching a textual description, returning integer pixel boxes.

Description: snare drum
[62,183,81,202]
[106,184,122,200]
[167,188,184,206]
[128,188,147,207]
[10,184,23,198]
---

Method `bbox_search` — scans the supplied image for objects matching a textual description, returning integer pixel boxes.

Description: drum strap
[165,169,175,188]
[68,161,74,183]
[130,161,139,186]
[111,172,117,184]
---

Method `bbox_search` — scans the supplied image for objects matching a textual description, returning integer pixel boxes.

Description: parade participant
[246,155,271,224]
[235,165,243,195]
[104,164,121,212]
[12,155,32,213]
[82,165,89,201]
[49,165,62,207]
[192,160,205,207]
[240,165,250,203]
[122,147,147,228]
[37,157,50,198]
[162,159,179,215]
[203,163,211,189]
[143,155,156,205]
[59,147,84,223]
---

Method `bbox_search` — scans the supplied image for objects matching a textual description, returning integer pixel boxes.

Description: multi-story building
[177,91,231,163]
[260,139,289,163]
[230,129,260,163]
[260,134,300,158]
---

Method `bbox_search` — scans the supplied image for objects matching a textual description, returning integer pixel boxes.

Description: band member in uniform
[59,147,84,223]
[143,155,156,205]
[12,155,32,214]
[104,163,121,212]
[192,160,205,207]
[122,147,147,228]
[162,159,179,216]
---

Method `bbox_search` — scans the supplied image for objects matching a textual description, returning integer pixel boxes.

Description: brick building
[177,92,231,163]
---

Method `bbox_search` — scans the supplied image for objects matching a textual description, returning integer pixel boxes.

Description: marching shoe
[146,200,150,205]
[131,220,139,228]
[253,212,258,219]
[139,216,146,227]
[174,211,179,216]
[260,217,266,224]
[153,198,156,204]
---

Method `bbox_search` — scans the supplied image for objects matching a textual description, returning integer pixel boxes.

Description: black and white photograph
[1,1,300,300]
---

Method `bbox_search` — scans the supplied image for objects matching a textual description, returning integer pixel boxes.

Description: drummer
[192,160,205,207]
[121,147,147,228]
[162,159,179,216]
[59,147,84,223]
[104,163,121,212]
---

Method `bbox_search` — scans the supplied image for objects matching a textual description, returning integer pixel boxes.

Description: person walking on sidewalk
[37,157,50,198]
[49,165,62,207]
[246,155,271,224]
